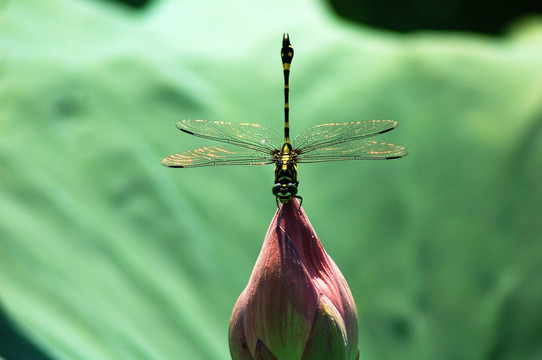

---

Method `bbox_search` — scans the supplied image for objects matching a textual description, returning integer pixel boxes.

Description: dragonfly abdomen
[282,34,293,144]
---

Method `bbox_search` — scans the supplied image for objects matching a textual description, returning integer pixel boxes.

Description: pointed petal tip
[254,339,278,360]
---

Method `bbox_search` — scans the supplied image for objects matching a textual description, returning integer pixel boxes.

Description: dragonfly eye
[272,183,298,198]
[286,183,298,196]
[272,184,282,196]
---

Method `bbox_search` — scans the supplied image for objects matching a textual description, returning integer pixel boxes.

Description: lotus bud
[229,200,359,359]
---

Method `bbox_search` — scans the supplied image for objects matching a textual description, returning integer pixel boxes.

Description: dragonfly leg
[294,195,303,209]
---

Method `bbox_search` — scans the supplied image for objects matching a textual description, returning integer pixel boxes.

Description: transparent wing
[296,140,408,163]
[162,145,277,168]
[176,119,282,153]
[294,120,399,154]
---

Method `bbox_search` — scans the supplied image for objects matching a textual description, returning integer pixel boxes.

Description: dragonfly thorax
[272,146,300,204]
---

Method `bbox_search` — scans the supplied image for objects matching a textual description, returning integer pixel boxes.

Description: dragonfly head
[272,182,298,204]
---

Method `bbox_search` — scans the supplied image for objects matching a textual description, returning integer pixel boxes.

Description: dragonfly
[162,34,409,206]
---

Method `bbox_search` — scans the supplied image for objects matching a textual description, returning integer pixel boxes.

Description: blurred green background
[1,0,542,359]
